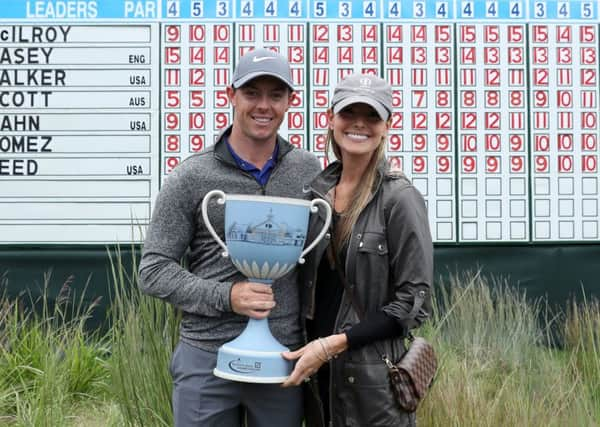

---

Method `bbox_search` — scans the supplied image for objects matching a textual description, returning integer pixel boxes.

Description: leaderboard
[1,0,599,245]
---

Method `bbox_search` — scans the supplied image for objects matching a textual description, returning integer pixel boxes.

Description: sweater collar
[214,125,294,166]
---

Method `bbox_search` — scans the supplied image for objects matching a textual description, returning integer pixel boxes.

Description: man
[138,48,321,426]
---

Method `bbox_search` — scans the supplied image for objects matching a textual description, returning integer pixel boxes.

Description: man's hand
[230,281,275,319]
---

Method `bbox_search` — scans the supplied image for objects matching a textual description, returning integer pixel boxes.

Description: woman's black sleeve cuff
[345,310,405,350]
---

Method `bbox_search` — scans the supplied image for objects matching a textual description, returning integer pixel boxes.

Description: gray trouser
[170,341,303,427]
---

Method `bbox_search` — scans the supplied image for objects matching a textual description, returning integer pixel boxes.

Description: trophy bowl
[201,190,331,383]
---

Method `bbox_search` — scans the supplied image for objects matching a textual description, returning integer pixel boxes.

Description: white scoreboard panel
[1,0,599,245]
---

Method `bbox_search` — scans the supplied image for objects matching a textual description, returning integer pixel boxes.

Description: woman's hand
[280,339,327,387]
[280,334,349,387]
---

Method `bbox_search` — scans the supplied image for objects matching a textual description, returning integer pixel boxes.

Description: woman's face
[328,102,390,160]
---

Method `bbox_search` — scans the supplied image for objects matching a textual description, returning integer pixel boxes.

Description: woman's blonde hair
[326,126,387,250]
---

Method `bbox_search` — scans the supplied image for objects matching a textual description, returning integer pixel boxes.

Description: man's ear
[226,86,236,107]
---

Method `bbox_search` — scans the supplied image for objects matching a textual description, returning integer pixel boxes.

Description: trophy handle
[201,189,229,257]
[299,198,332,264]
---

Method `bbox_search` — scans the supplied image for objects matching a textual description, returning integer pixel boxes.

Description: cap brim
[233,72,294,90]
[332,96,389,121]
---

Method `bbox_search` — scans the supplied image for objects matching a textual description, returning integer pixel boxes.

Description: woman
[281,73,434,427]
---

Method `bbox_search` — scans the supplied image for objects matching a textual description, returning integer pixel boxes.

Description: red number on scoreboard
[462,156,477,173]
[437,134,451,151]
[533,69,549,86]
[189,112,205,130]
[190,135,204,152]
[289,134,303,148]
[411,112,428,130]
[485,134,501,151]
[485,112,501,130]
[314,134,327,151]
[534,134,550,151]
[484,25,499,43]
[165,90,180,108]
[215,90,229,108]
[484,47,500,64]
[214,112,229,130]
[580,26,596,42]
[558,155,573,173]
[510,156,525,173]
[411,25,427,42]
[510,134,524,151]
[556,47,572,65]
[462,134,477,152]
[535,155,549,172]
[582,134,597,150]
[190,25,205,41]
[485,156,500,173]
[411,47,427,64]
[508,47,524,64]
[386,25,402,42]
[288,112,304,129]
[412,156,427,173]
[388,134,402,151]
[532,25,548,43]
[313,25,329,42]
[436,112,452,130]
[190,46,205,64]
[337,25,353,42]
[413,134,427,151]
[485,90,500,107]
[582,155,598,172]
[412,90,426,108]
[507,25,524,42]
[435,47,451,64]
[165,25,181,42]
[461,112,477,130]
[165,112,180,130]
[362,25,378,42]
[165,134,180,152]
[581,69,597,86]
[460,25,476,43]
[165,47,181,64]
[189,69,205,86]
[190,91,204,108]
[435,25,451,42]
[436,90,450,107]
[165,156,180,174]
[580,47,596,65]
[213,25,230,42]
[437,156,451,173]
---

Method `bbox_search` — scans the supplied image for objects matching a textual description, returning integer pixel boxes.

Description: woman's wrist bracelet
[313,339,328,363]
[318,337,333,361]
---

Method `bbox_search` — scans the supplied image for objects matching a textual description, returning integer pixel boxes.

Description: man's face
[227,76,293,144]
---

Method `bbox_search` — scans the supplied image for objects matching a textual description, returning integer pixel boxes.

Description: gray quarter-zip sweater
[139,126,321,352]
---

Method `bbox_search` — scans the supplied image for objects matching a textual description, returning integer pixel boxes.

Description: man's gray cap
[232,48,294,90]
[332,73,393,121]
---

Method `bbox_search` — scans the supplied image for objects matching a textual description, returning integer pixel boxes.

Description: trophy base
[213,318,292,383]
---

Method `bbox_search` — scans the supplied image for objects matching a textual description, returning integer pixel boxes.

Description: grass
[0,262,599,426]
[0,273,113,426]
[418,272,599,426]
[107,246,179,427]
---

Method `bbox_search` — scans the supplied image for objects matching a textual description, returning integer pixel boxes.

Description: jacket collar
[309,157,390,199]
[213,125,294,167]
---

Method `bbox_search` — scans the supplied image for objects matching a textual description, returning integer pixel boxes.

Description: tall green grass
[564,294,600,422]
[0,273,112,426]
[107,246,180,427]
[1,264,599,426]
[418,271,600,427]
